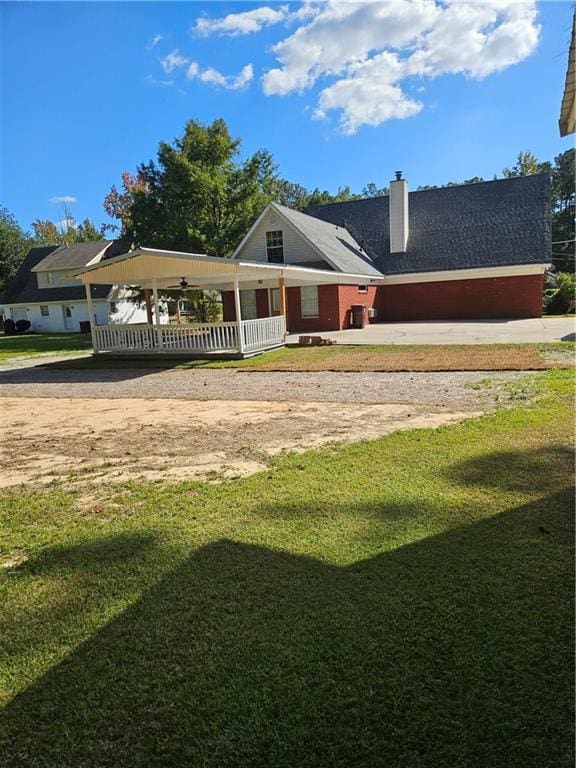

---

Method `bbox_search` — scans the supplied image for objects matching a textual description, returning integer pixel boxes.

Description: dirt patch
[1,397,483,487]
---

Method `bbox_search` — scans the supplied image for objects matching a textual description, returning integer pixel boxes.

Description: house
[222,172,551,330]
[1,240,159,333]
[72,171,550,360]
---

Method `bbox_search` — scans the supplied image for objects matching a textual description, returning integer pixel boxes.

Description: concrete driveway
[287,317,575,345]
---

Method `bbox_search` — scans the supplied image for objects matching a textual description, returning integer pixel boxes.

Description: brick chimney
[389,170,408,253]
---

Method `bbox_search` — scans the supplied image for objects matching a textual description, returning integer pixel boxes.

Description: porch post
[233,272,245,355]
[152,279,162,352]
[278,274,287,341]
[143,289,153,325]
[84,283,98,351]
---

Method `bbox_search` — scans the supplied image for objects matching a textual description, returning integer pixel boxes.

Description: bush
[544,272,576,314]
[3,318,16,335]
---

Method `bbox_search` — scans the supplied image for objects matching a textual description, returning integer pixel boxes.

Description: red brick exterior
[380,274,544,320]
[222,273,543,330]
[336,285,380,328]
[285,285,341,332]
[222,288,271,322]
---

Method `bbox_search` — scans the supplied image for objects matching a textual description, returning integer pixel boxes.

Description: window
[300,286,319,319]
[240,290,257,320]
[357,285,368,294]
[47,272,54,285]
[266,230,284,263]
[40,305,50,316]
[270,288,280,314]
[109,301,118,314]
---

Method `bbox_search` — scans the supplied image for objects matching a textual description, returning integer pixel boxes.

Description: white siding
[5,297,159,332]
[7,301,107,332]
[106,286,162,325]
[237,210,325,266]
[36,269,83,289]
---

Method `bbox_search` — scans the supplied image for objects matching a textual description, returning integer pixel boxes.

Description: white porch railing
[92,315,285,356]
[241,315,285,352]
[94,324,158,352]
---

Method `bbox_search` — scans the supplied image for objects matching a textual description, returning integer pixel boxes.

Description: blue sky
[1,1,573,232]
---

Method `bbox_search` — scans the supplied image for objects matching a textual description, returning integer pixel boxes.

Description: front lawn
[0,332,92,361]
[0,369,573,766]
[39,341,575,372]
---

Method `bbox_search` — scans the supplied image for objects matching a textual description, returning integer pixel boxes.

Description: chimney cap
[394,170,403,181]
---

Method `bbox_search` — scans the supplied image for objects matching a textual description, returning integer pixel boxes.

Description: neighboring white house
[1,240,163,333]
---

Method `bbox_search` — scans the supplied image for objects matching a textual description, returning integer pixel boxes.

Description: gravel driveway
[0,364,524,409]
[0,360,529,487]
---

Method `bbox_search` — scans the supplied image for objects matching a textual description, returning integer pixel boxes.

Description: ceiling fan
[166,277,192,290]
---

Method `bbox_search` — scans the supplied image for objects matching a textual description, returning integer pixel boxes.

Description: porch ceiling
[74,247,386,289]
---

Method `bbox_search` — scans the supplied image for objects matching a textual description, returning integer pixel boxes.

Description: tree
[502,150,552,178]
[0,207,32,294]
[106,118,277,257]
[361,182,389,198]
[550,149,575,274]
[270,179,312,211]
[32,216,104,246]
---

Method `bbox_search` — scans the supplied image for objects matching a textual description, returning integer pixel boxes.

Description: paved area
[0,364,522,409]
[288,317,576,345]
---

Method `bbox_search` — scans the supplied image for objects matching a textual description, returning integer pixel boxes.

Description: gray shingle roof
[273,203,383,277]
[31,240,114,272]
[307,174,551,275]
[1,243,119,305]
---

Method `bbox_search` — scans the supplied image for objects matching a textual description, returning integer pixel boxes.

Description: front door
[62,305,74,330]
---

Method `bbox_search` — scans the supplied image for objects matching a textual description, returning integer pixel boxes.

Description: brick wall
[222,288,270,321]
[336,285,380,329]
[381,274,544,320]
[223,273,543,327]
[285,284,342,332]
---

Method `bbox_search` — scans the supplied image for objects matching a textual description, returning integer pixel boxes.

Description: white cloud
[49,195,76,204]
[186,62,199,80]
[195,6,290,36]
[194,3,317,36]
[146,34,163,50]
[260,0,540,133]
[313,51,423,135]
[160,49,188,73]
[145,75,175,88]
[188,62,254,90]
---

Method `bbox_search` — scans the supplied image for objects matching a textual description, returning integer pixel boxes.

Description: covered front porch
[76,247,384,358]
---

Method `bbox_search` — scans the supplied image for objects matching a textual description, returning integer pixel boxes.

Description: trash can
[350,304,367,329]
[79,321,91,334]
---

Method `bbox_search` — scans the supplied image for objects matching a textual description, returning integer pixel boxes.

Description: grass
[0,332,93,362]
[1,333,573,371]
[19,340,576,372]
[0,369,573,767]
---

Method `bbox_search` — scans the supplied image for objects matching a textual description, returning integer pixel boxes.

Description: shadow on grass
[1,489,573,768]
[446,445,574,493]
[1,533,158,669]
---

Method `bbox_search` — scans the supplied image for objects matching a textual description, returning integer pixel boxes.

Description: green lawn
[0,332,93,361]
[0,369,573,766]
[15,339,576,372]
[1,333,573,371]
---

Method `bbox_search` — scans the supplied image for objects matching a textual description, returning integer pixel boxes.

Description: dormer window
[266,230,284,263]
[47,272,54,285]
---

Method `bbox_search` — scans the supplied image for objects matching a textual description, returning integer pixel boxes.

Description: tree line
[1,118,574,311]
